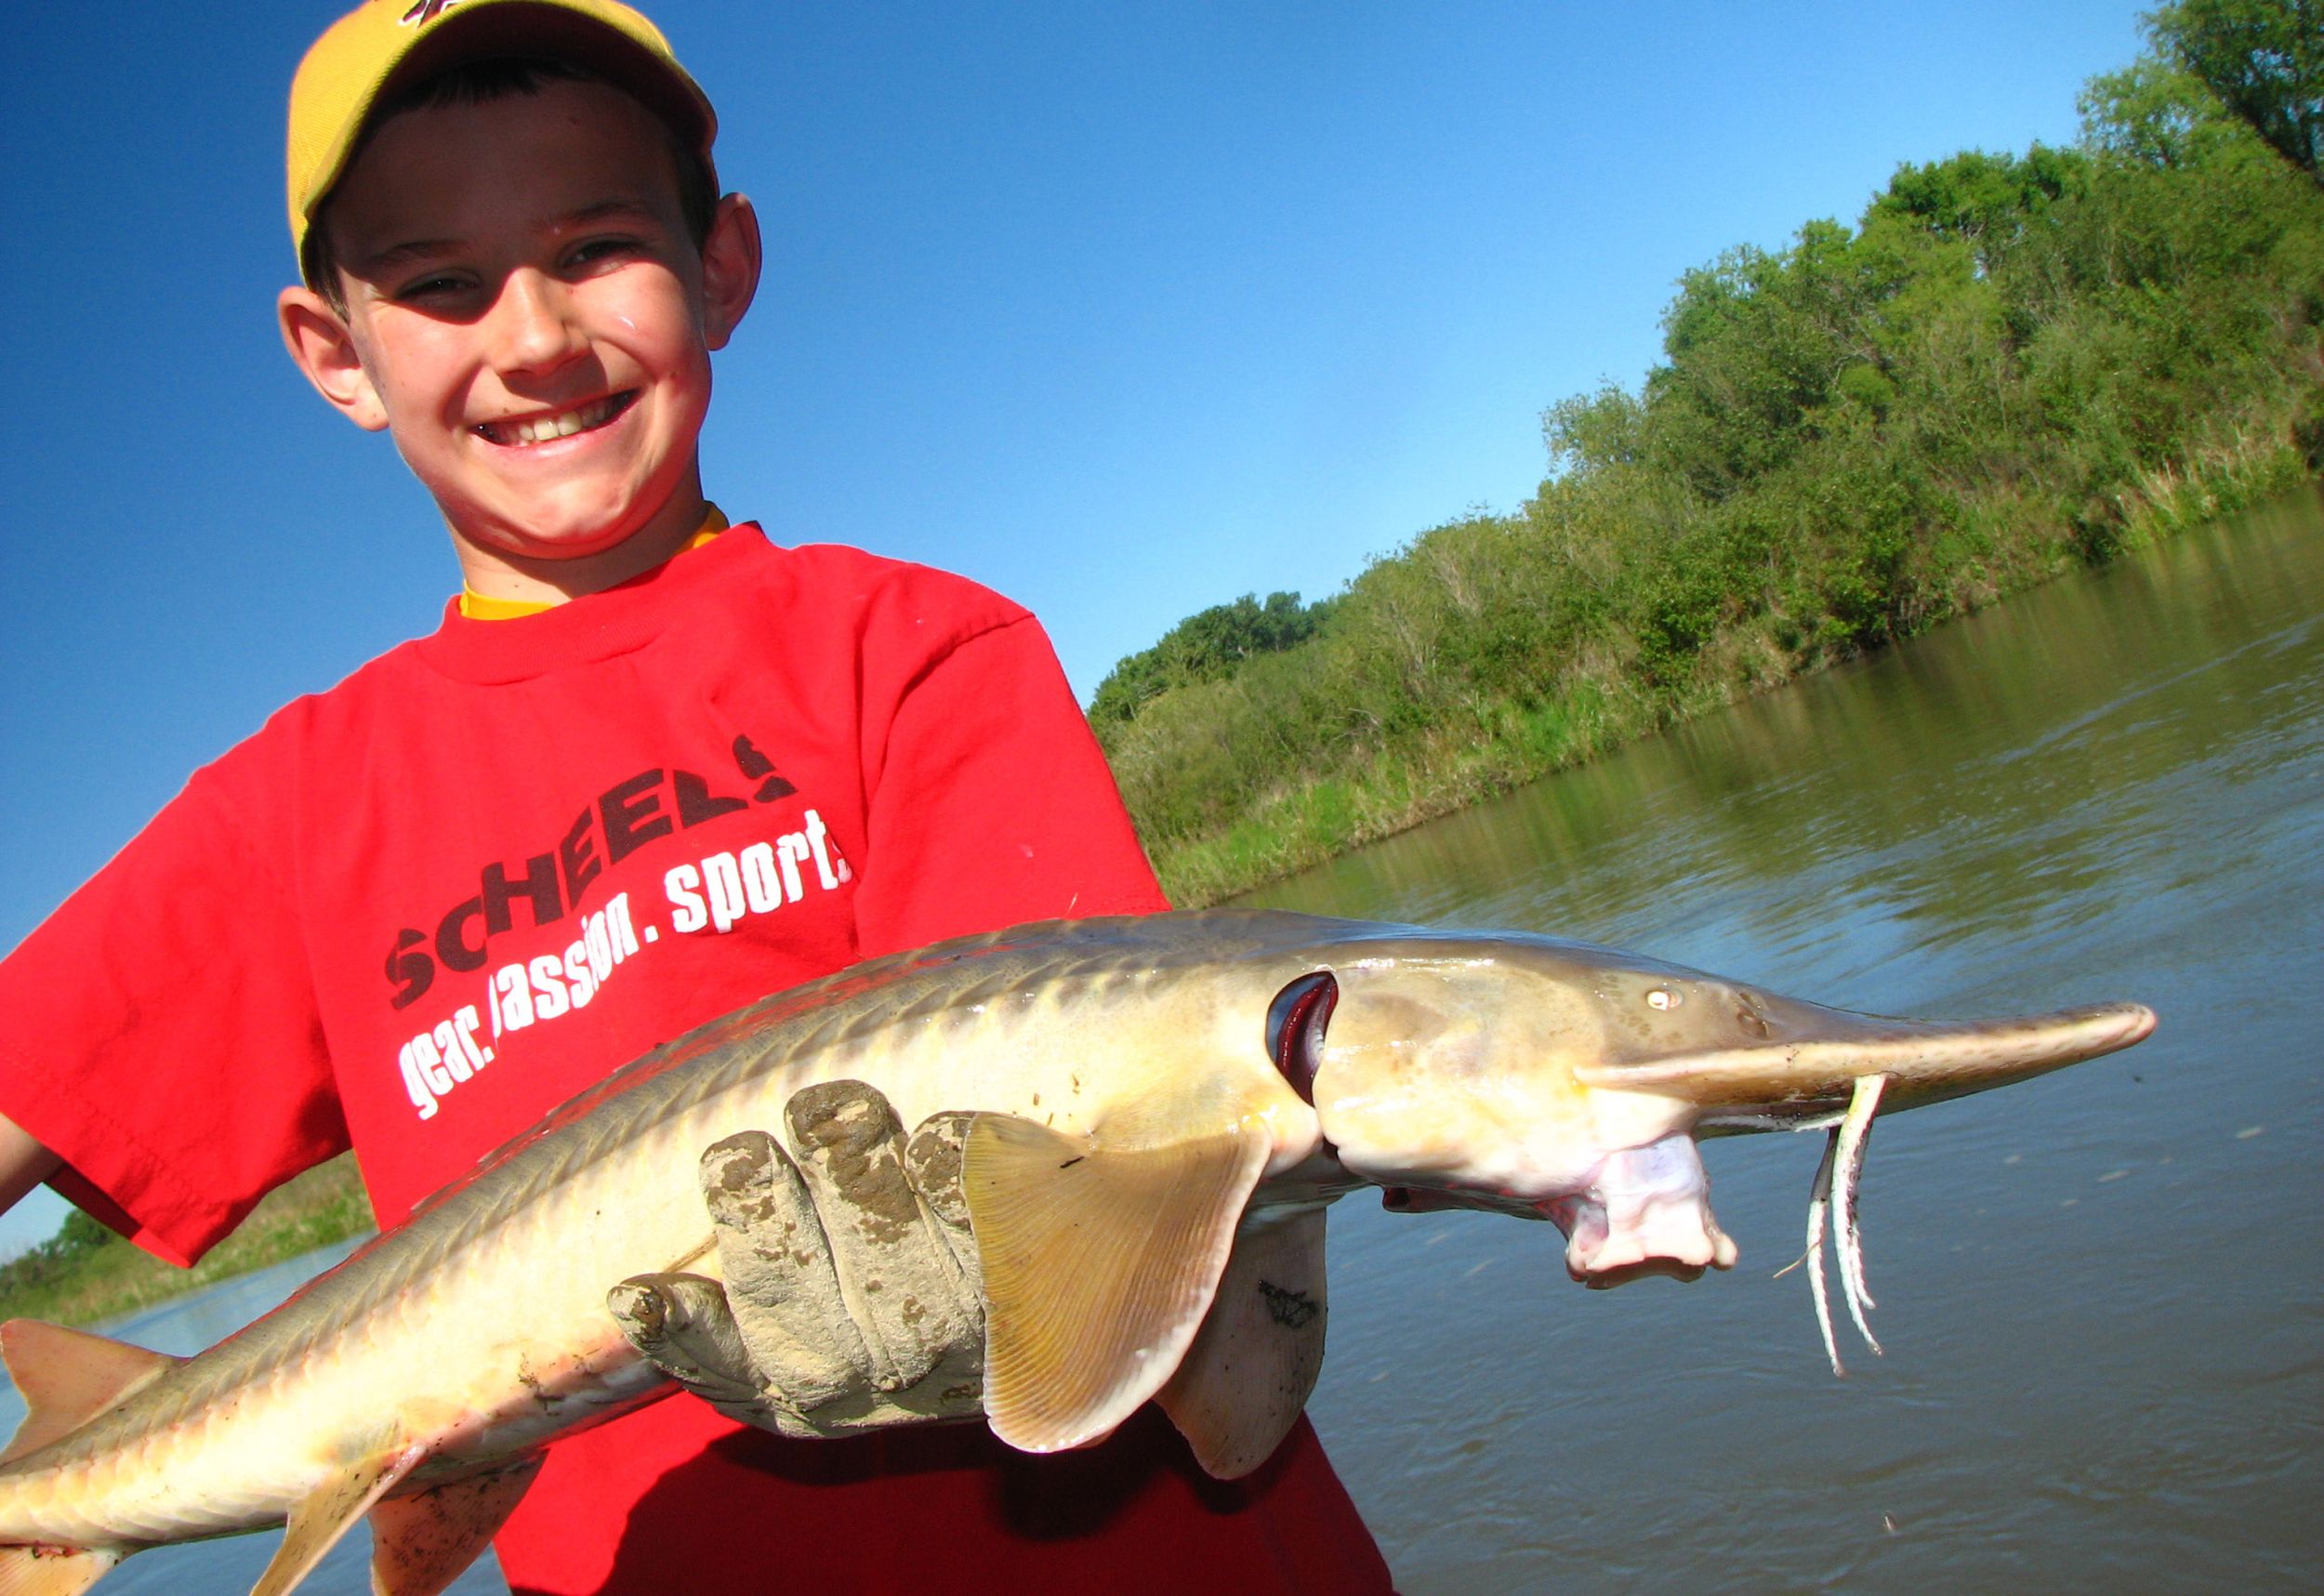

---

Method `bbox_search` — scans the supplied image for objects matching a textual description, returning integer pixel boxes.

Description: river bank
[0,1156,372,1327]
[1143,454,2318,907]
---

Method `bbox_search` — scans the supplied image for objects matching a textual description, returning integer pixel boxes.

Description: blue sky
[0,0,2147,1259]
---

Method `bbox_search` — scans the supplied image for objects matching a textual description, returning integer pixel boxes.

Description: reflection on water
[7,492,2317,1594]
[1261,487,2324,1593]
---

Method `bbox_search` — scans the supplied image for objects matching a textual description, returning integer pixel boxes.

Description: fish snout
[1578,997,2159,1126]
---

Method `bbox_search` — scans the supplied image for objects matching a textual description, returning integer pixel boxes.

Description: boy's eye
[392,272,474,304]
[566,236,643,270]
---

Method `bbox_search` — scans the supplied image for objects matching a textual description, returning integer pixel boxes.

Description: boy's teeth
[496,396,621,445]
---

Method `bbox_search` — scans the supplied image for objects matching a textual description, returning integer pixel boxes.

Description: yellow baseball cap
[287,0,717,269]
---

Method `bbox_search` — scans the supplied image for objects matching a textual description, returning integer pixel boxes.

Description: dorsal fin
[966,1111,1272,1455]
[1157,1204,1329,1479]
[0,1320,182,1465]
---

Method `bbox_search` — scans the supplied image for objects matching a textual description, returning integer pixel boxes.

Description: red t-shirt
[0,527,1392,1593]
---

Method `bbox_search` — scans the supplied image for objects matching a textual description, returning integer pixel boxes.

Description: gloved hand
[607,1080,984,1438]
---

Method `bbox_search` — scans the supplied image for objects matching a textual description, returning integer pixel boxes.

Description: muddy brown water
[6,488,2318,1593]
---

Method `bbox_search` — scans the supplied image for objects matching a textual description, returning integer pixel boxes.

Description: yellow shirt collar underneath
[459,506,730,621]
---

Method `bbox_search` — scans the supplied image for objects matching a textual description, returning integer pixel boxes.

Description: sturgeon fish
[0,910,2155,1595]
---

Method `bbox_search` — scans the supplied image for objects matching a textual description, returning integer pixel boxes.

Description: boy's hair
[301,56,720,314]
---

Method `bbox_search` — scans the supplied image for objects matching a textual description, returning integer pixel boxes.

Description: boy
[0,1,1392,1591]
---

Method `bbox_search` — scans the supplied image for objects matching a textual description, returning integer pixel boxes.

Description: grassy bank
[0,1156,374,1329]
[1139,445,2314,907]
[1095,9,2324,906]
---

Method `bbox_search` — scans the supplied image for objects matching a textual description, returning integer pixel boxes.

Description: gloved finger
[786,1081,981,1393]
[608,1273,819,1439]
[606,1273,772,1408]
[905,1110,983,1298]
[699,1129,865,1411]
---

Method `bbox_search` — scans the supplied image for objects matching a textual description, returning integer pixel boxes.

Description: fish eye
[1265,971,1338,1104]
[1645,987,1680,1010]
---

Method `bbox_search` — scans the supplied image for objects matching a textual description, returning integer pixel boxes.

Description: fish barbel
[0,910,2155,1595]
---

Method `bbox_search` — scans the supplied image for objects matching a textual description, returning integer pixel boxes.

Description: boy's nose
[486,269,588,376]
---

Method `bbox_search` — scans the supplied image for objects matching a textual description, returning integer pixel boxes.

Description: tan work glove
[607,1080,984,1438]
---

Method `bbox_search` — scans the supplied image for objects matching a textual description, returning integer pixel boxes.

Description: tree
[2080,54,2245,169]
[1638,219,1911,498]
[1089,591,1336,728]
[1543,383,1645,477]
[2148,0,2323,183]
[1869,147,2085,271]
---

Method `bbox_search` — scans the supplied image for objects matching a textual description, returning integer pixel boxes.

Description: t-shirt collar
[416,513,764,686]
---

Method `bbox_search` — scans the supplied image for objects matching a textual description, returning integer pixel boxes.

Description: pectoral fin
[1158,1205,1328,1479]
[248,1443,426,1596]
[0,1321,183,1464]
[367,1458,541,1596]
[966,1113,1271,1455]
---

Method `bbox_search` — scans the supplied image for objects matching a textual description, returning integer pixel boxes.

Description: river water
[6,490,2317,1592]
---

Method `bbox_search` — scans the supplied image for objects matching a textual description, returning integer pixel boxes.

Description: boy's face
[281,80,755,579]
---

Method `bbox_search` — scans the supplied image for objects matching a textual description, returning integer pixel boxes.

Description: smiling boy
[0,1,1391,1592]
[278,50,742,600]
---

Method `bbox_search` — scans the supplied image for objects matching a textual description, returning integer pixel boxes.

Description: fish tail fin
[0,1321,181,1465]
[0,1545,123,1594]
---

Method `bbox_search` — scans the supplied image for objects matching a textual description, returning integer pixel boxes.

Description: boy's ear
[278,286,390,432]
[699,194,762,352]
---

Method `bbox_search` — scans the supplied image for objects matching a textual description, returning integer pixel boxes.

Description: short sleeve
[852,612,1169,958]
[0,753,347,1267]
